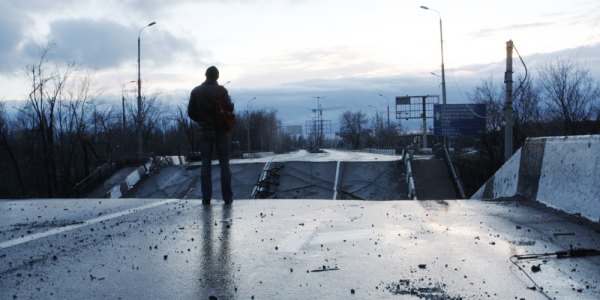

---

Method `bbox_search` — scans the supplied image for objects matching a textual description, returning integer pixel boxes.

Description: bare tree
[57,69,103,190]
[0,101,26,197]
[469,77,504,171]
[176,106,201,152]
[513,75,543,125]
[10,44,107,197]
[470,77,504,131]
[369,113,384,147]
[339,110,368,149]
[26,45,76,196]
[538,59,600,134]
[512,74,545,147]
[369,113,401,148]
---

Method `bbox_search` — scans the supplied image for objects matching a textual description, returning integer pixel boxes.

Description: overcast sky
[1,0,599,129]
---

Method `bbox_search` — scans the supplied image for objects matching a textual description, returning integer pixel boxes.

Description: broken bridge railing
[251,164,284,199]
[402,149,417,200]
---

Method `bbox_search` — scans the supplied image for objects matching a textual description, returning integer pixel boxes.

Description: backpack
[215,85,235,133]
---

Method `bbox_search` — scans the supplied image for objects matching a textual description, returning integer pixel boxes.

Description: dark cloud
[0,1,32,71]
[17,18,202,70]
[143,27,206,68]
[520,43,600,79]
[0,1,204,73]
[42,19,136,69]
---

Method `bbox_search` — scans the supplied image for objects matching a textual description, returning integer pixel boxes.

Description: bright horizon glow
[1,0,599,128]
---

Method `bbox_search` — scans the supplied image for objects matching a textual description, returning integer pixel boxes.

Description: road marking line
[0,199,177,250]
[333,161,341,200]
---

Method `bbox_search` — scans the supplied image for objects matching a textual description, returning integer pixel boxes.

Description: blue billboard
[433,104,486,136]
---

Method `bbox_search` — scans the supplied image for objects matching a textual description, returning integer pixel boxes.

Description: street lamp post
[121,80,135,159]
[377,93,391,127]
[421,5,447,150]
[246,97,257,152]
[137,21,156,159]
[369,105,383,147]
[420,6,446,106]
[122,80,136,132]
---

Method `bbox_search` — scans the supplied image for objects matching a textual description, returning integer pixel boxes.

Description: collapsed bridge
[87,149,459,201]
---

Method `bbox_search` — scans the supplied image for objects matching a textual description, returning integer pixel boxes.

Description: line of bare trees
[0,47,301,198]
[455,59,600,196]
[469,59,600,169]
[337,110,404,149]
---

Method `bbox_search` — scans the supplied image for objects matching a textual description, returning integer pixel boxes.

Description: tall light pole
[246,97,257,152]
[137,21,156,159]
[121,80,135,159]
[377,93,391,127]
[504,40,514,162]
[420,6,446,106]
[368,105,380,129]
[122,80,136,131]
[311,96,326,149]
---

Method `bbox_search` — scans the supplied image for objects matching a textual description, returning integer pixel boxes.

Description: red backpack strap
[216,85,226,98]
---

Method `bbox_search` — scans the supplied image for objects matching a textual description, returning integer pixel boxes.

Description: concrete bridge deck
[1,198,598,299]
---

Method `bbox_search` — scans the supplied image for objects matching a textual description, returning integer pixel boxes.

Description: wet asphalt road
[1,198,599,299]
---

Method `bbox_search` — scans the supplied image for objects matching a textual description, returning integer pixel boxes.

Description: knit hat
[205,66,219,80]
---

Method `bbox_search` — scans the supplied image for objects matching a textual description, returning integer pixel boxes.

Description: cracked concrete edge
[104,156,186,199]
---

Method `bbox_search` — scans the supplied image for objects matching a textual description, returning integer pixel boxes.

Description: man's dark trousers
[200,129,233,203]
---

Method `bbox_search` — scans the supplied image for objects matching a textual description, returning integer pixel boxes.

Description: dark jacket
[188,80,233,131]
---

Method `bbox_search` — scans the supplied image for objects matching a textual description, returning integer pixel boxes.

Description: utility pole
[504,40,514,162]
[420,6,447,149]
[311,96,326,149]
[137,21,156,160]
[246,97,257,152]
[377,93,391,127]
[422,96,428,149]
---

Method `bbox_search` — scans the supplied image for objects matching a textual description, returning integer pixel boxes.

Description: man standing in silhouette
[188,66,234,205]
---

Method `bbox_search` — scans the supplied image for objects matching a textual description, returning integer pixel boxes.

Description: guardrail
[243,152,275,159]
[72,162,117,197]
[365,148,397,156]
[442,147,466,199]
[402,149,417,200]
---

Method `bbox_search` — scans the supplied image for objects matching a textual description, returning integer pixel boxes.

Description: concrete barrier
[103,156,189,198]
[472,135,600,222]
[104,158,154,198]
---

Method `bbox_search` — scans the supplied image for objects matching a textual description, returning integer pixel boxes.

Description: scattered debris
[553,232,575,236]
[386,279,461,299]
[310,266,339,272]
